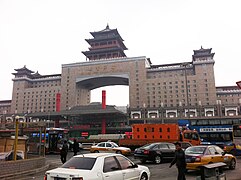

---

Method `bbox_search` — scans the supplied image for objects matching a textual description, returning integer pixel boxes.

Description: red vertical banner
[102,90,106,134]
[102,90,106,109]
[55,93,61,128]
[101,119,106,134]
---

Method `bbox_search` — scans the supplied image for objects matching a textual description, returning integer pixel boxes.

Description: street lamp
[181,63,190,119]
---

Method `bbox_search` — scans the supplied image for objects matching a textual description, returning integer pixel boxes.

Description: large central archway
[60,56,148,110]
[76,74,129,90]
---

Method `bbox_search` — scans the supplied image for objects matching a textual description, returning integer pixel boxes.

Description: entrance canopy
[27,103,127,122]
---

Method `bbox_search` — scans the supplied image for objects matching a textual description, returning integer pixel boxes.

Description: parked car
[134,142,176,164]
[44,153,150,180]
[90,141,131,155]
[185,145,236,171]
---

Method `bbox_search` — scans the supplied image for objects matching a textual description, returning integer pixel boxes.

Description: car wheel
[154,155,162,164]
[140,173,148,180]
[229,159,236,170]
[94,150,99,153]
[116,150,122,154]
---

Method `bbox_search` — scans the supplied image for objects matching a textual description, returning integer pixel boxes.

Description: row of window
[146,79,208,86]
[135,102,211,108]
[90,40,117,47]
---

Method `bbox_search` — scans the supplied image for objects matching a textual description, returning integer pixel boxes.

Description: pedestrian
[60,140,68,164]
[169,142,186,180]
[73,139,79,156]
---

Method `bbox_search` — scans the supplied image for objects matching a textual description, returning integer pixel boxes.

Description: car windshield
[185,147,206,155]
[61,157,96,170]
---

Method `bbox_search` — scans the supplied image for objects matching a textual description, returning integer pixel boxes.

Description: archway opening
[91,85,129,106]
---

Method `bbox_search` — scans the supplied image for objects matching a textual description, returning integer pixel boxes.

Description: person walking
[73,139,79,156]
[169,142,186,180]
[60,140,68,164]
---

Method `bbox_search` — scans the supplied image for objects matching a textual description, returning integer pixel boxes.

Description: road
[22,150,241,180]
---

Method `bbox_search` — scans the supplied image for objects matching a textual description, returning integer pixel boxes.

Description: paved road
[23,151,241,180]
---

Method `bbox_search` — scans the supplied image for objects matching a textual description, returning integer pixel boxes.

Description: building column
[101,90,106,134]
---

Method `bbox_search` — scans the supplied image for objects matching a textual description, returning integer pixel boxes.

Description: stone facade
[8,27,241,120]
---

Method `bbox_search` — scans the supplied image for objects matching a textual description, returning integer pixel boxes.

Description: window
[215,146,224,155]
[153,145,159,150]
[61,157,96,170]
[116,156,133,170]
[168,143,175,149]
[106,143,112,147]
[97,143,105,147]
[159,144,169,149]
[103,157,120,173]
[208,147,216,155]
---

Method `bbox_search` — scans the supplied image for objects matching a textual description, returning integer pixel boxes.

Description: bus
[189,125,233,148]
[28,127,69,154]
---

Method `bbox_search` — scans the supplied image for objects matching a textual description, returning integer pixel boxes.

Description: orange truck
[119,124,200,150]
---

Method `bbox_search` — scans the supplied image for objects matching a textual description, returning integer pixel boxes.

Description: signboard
[81,132,89,137]
[199,127,233,132]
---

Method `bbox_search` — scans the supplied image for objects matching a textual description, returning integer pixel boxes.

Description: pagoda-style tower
[12,65,34,78]
[82,25,128,61]
[192,46,215,62]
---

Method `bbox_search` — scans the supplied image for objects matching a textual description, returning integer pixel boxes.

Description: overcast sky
[0,0,240,106]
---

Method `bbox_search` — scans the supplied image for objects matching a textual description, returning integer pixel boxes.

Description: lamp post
[181,63,190,119]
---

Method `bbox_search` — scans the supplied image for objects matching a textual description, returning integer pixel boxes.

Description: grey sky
[0,0,240,106]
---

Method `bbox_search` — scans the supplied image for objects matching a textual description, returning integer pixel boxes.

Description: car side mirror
[132,164,138,168]
[222,152,226,156]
